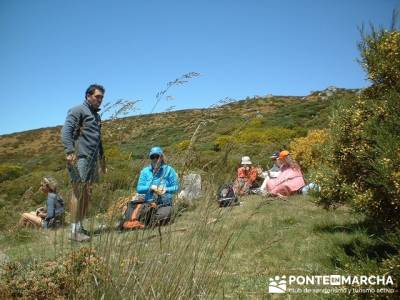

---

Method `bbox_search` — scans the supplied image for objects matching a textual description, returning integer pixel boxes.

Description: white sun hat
[241,156,252,165]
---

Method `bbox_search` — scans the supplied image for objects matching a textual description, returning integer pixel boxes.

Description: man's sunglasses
[150,154,160,160]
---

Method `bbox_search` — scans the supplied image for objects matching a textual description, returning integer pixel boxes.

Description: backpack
[119,199,146,230]
[217,184,239,207]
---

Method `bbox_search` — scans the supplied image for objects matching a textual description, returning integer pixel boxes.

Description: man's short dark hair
[85,84,105,99]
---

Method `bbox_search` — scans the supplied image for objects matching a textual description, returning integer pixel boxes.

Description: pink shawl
[266,166,305,196]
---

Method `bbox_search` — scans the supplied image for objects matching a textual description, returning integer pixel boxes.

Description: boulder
[178,173,203,200]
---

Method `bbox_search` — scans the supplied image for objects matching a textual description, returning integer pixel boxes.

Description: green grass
[1,194,395,299]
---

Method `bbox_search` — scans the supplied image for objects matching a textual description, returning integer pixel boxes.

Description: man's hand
[100,157,107,174]
[66,153,77,166]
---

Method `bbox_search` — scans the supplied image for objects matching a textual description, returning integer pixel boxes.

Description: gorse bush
[173,139,191,151]
[315,24,400,227]
[359,29,400,88]
[0,247,110,299]
[289,129,328,174]
[213,127,296,152]
[213,135,236,152]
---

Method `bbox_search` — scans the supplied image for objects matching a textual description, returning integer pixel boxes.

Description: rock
[326,85,338,92]
[325,91,334,97]
[178,173,203,200]
[256,113,263,119]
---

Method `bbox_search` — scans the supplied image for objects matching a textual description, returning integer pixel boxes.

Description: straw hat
[241,156,252,165]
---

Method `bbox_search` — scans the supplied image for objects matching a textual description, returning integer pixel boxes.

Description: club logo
[268,275,287,293]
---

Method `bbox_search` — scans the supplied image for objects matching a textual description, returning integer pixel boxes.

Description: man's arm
[61,107,80,155]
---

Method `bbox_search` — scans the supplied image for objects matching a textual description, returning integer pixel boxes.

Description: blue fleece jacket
[136,163,179,205]
[61,101,104,159]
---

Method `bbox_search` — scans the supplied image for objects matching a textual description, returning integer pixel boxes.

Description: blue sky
[0,0,398,135]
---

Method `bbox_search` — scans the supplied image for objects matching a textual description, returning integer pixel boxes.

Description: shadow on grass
[341,238,398,262]
[330,239,399,270]
[314,219,399,267]
[313,219,386,235]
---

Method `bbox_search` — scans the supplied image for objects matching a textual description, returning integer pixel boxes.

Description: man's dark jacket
[61,100,104,159]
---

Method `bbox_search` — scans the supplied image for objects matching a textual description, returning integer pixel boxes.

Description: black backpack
[217,184,239,207]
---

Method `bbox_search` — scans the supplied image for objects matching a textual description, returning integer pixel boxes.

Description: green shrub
[315,25,400,227]
[236,130,267,144]
[359,30,400,89]
[0,247,110,299]
[0,164,24,183]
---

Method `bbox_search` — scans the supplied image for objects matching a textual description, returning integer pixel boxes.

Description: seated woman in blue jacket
[129,146,179,226]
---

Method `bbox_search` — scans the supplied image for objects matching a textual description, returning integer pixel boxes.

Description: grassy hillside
[2,89,398,298]
[0,91,344,229]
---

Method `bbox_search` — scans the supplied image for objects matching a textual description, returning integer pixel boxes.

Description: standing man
[61,84,107,242]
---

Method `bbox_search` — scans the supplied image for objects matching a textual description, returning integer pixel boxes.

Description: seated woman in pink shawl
[265,150,305,197]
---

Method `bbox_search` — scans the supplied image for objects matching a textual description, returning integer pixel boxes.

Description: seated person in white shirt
[260,151,282,192]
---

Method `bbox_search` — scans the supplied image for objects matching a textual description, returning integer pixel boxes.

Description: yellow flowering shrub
[289,129,328,173]
[174,139,191,151]
[236,131,267,144]
[360,31,400,87]
[313,164,354,208]
[213,135,237,151]
[315,27,400,226]
[235,127,296,144]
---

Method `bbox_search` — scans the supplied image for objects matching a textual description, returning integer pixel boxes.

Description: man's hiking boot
[68,231,91,242]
